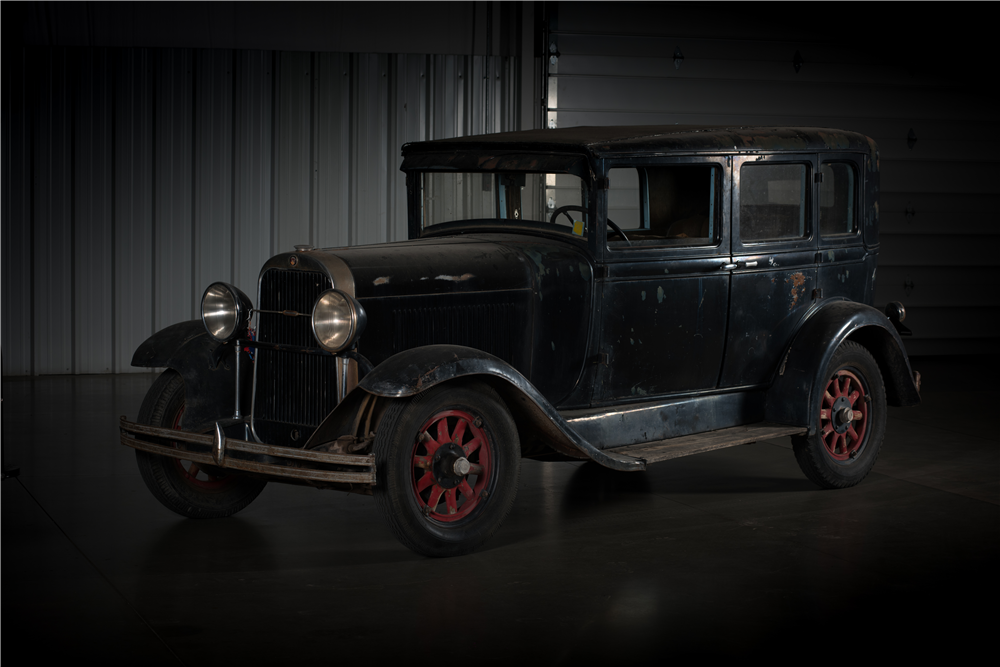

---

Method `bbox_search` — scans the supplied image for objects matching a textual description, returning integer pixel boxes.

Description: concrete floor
[2,356,997,664]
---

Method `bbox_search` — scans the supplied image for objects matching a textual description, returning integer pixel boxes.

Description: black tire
[373,381,520,557]
[792,341,887,489]
[134,370,266,518]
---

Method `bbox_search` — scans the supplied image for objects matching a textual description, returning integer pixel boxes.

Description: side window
[607,164,719,246]
[820,162,857,236]
[740,163,808,242]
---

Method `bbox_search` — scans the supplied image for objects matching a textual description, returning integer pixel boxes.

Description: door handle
[721,260,758,270]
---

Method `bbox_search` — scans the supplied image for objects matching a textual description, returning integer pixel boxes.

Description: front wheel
[373,381,520,557]
[792,341,887,489]
[134,370,266,518]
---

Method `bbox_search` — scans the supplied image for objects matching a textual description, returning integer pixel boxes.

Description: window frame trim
[732,154,818,254]
[817,154,865,248]
[601,155,731,261]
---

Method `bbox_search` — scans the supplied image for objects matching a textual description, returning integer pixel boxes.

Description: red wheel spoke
[458,479,475,500]
[445,488,458,515]
[848,390,860,406]
[847,426,859,443]
[427,485,444,510]
[463,436,482,457]
[819,409,830,420]
[413,455,432,470]
[841,376,851,398]
[420,431,442,456]
[437,418,451,445]
[187,462,201,479]
[451,419,468,446]
[415,470,435,493]
[823,390,835,407]
[822,423,834,437]
[837,433,847,454]
[467,463,484,476]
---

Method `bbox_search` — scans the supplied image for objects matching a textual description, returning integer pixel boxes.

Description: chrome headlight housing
[311,289,367,353]
[201,282,254,342]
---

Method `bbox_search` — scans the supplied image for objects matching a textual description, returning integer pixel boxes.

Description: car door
[593,157,731,403]
[719,154,819,388]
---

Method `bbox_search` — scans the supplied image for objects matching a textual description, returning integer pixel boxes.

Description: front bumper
[119,417,376,486]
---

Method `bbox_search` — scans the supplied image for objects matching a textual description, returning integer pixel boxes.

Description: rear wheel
[793,341,886,489]
[135,370,266,518]
[373,381,520,557]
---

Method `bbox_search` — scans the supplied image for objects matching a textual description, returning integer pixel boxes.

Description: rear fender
[131,320,248,432]
[766,300,920,432]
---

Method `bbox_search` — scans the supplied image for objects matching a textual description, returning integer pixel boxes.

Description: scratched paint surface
[597,274,728,401]
[721,268,818,387]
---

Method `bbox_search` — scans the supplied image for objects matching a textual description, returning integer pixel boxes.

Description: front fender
[359,344,530,398]
[318,345,644,472]
[131,320,208,367]
[131,320,248,432]
[765,300,920,432]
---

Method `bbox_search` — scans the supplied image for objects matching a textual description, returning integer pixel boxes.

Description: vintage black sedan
[121,126,921,557]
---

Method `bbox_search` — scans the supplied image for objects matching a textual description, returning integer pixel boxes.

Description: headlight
[202,282,253,342]
[311,289,367,353]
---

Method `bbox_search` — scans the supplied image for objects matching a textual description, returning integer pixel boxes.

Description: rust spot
[373,276,391,286]
[786,272,806,310]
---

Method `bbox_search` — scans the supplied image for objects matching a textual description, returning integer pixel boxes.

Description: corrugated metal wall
[2,46,520,375]
[545,5,999,356]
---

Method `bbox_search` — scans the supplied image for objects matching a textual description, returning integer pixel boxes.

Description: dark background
[3,1,997,377]
[1,3,997,664]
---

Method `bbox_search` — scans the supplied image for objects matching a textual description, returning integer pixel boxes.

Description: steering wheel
[549,205,631,244]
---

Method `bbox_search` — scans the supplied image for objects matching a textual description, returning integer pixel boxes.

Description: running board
[611,423,806,465]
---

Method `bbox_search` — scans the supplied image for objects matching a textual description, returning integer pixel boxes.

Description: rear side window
[820,162,857,236]
[740,163,808,242]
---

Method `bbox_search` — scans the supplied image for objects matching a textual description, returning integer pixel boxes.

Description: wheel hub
[431,442,471,489]
[831,396,854,434]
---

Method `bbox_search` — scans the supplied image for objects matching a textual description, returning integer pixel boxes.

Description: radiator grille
[254,269,338,427]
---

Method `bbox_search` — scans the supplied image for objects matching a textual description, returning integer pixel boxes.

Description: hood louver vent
[391,303,515,363]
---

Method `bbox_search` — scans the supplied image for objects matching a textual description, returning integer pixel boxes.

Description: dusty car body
[121,125,921,557]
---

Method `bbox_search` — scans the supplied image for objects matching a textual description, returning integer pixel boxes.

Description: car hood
[314,234,592,300]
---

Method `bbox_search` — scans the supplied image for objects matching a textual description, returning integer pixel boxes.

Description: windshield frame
[403,151,597,242]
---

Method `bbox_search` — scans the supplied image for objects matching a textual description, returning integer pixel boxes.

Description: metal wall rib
[2,47,519,375]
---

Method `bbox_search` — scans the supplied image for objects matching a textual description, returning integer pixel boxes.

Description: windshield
[421,172,590,236]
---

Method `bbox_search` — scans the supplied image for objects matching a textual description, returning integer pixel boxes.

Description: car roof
[401,125,877,160]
